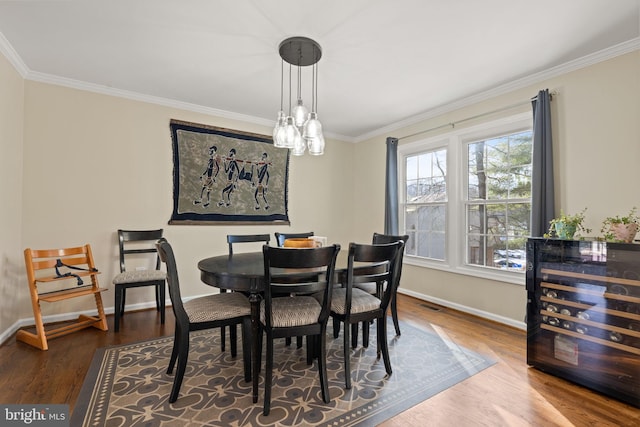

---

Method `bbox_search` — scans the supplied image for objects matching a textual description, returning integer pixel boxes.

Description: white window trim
[398,112,532,286]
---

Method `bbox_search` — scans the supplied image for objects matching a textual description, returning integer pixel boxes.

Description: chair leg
[220,290,227,352]
[306,335,316,365]
[377,317,392,376]
[333,317,340,338]
[241,317,252,382]
[120,288,127,316]
[114,287,123,332]
[159,281,166,325]
[343,321,352,389]
[362,321,370,348]
[351,323,358,349]
[296,336,303,348]
[167,327,180,374]
[318,330,331,403]
[155,284,160,311]
[391,295,401,336]
[230,324,238,357]
[263,332,274,416]
[169,327,190,403]
[285,337,292,346]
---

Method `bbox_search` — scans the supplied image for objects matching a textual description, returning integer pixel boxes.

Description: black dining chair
[355,233,409,341]
[327,240,403,389]
[219,234,271,355]
[112,229,166,332]
[258,244,340,416]
[274,231,314,247]
[157,238,252,403]
[274,231,315,348]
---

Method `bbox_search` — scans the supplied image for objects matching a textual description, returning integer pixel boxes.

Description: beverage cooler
[526,238,640,408]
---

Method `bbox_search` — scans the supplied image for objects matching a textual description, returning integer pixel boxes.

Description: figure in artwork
[218,148,240,207]
[253,152,270,210]
[194,145,219,207]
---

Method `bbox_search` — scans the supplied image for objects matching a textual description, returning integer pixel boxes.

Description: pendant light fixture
[273,36,325,156]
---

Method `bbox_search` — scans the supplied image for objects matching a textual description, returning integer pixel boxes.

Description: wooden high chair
[17,244,108,350]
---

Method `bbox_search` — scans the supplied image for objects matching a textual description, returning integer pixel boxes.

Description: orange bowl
[283,238,318,248]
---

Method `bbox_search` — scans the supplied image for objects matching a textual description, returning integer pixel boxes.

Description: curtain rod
[397,90,557,141]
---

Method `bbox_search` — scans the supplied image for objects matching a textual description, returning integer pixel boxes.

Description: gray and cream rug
[72,321,494,426]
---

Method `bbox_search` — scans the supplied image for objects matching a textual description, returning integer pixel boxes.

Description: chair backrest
[156,238,188,325]
[274,231,314,247]
[118,229,163,273]
[262,244,340,328]
[25,244,99,291]
[372,232,409,281]
[227,234,271,255]
[347,240,404,311]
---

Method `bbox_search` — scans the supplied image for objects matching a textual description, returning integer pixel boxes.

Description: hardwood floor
[0,295,638,426]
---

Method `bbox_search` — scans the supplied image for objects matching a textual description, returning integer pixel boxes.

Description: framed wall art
[169,119,290,225]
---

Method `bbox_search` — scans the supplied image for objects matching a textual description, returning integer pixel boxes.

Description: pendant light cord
[279,59,284,111]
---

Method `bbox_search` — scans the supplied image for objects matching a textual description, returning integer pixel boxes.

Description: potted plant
[600,207,639,243]
[544,208,591,240]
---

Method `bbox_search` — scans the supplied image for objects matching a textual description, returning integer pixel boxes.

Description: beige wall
[1,48,638,340]
[0,51,25,336]
[16,81,355,321]
[353,51,640,327]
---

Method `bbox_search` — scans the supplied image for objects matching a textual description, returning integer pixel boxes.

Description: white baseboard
[398,288,527,331]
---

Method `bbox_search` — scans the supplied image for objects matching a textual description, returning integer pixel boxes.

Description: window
[399,113,532,281]
[466,131,532,271]
[405,148,447,260]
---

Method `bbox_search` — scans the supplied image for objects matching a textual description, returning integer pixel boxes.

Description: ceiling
[0,0,638,142]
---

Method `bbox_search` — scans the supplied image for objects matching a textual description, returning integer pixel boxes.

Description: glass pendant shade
[282,116,300,149]
[292,131,306,156]
[272,110,287,147]
[307,134,325,155]
[302,112,323,140]
[292,99,309,127]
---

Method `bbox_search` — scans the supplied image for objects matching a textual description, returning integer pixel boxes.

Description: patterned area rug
[72,321,494,426]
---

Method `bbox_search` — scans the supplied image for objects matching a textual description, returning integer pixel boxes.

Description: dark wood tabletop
[198,250,360,293]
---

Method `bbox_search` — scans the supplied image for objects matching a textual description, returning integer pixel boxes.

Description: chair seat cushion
[113,269,166,285]
[354,281,387,295]
[330,287,381,315]
[185,292,250,323]
[260,296,321,327]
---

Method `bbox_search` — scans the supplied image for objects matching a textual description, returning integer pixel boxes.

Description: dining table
[197,249,384,403]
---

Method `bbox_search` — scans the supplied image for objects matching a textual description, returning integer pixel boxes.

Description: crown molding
[0,31,28,76]
[355,37,640,143]
[2,30,637,144]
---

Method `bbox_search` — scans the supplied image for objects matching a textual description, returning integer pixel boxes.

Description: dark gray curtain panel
[384,137,399,235]
[531,89,555,237]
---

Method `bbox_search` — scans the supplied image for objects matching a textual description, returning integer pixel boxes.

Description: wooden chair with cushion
[274,231,314,247]
[112,229,166,332]
[259,244,340,416]
[18,244,108,350]
[355,233,409,340]
[220,234,271,355]
[328,240,403,389]
[157,238,252,403]
[274,231,315,347]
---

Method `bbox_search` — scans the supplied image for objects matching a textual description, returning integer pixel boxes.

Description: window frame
[398,112,532,285]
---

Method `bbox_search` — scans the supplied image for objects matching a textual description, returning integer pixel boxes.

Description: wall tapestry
[169,119,290,225]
